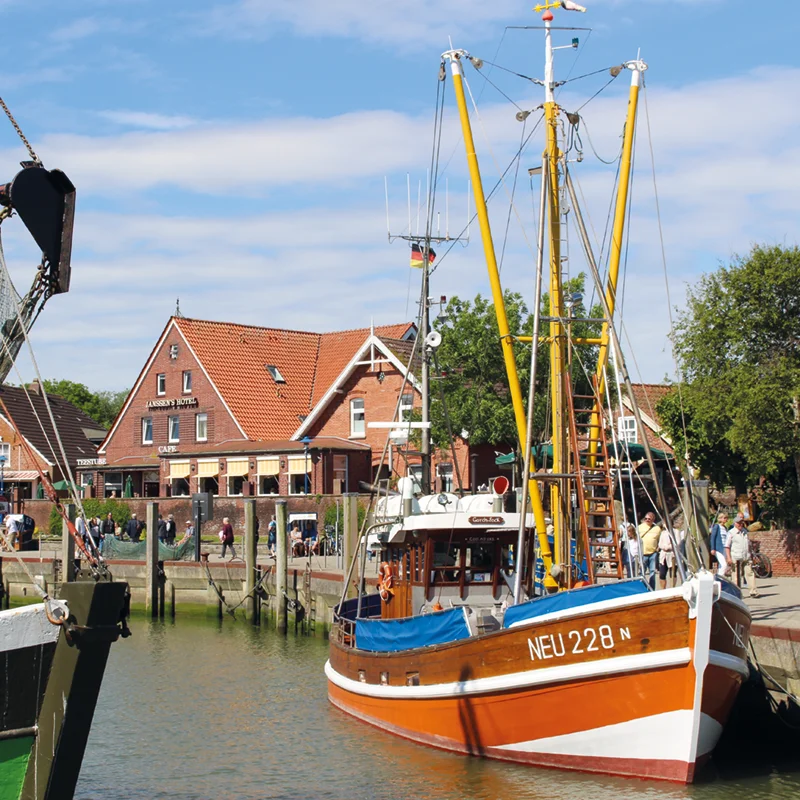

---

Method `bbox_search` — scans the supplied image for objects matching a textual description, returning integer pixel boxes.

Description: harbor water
[75,620,800,800]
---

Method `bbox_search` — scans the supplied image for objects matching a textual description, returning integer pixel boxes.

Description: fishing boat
[326,2,752,783]
[0,104,130,800]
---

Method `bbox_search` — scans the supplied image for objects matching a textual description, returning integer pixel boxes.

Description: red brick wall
[0,417,52,475]
[749,530,800,577]
[101,322,245,467]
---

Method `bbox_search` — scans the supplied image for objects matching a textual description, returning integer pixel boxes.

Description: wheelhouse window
[182,370,192,393]
[195,412,208,442]
[168,415,180,443]
[156,373,166,395]
[350,398,365,437]
[142,417,153,445]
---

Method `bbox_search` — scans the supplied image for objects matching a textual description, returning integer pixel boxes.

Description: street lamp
[300,436,312,494]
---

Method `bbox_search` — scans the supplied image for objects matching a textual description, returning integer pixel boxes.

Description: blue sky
[0,0,798,391]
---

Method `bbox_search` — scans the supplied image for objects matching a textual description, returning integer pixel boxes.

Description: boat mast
[588,58,647,462]
[443,48,556,589]
[540,5,570,577]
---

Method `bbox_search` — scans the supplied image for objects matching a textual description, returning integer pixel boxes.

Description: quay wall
[0,554,365,635]
[749,530,800,577]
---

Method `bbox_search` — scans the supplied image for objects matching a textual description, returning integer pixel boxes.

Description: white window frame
[618,416,637,444]
[169,344,179,360]
[399,392,414,422]
[195,412,208,442]
[437,462,454,493]
[157,373,166,396]
[350,398,365,438]
[168,415,180,443]
[104,472,123,498]
[142,416,153,445]
[0,442,10,465]
[182,370,192,394]
[227,475,245,497]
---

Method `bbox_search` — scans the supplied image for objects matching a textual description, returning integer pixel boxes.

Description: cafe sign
[146,397,199,410]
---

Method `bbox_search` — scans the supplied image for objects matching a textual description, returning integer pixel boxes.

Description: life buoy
[378,561,394,602]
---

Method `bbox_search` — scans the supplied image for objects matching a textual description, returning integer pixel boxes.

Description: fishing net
[102,535,196,562]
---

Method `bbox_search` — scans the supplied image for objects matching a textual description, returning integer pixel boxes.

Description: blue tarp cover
[355,607,471,653]
[503,579,650,628]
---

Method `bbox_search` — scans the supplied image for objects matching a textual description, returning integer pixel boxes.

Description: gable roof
[0,384,104,468]
[620,383,674,454]
[174,318,415,441]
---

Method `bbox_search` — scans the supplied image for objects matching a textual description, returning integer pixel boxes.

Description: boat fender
[378,562,394,602]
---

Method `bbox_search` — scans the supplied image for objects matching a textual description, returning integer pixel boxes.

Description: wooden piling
[61,504,76,583]
[275,499,288,634]
[342,493,359,599]
[684,478,710,571]
[244,499,258,625]
[146,502,159,618]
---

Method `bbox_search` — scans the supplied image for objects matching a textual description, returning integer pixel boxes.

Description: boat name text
[468,515,504,525]
[527,625,631,661]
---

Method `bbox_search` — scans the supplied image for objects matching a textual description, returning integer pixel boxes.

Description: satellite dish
[425,330,442,349]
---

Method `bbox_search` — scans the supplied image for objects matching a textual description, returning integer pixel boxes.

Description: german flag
[410,243,436,269]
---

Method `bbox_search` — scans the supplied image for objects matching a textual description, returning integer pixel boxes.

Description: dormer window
[266,365,285,384]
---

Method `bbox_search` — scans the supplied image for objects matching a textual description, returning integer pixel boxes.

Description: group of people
[77,511,124,553]
[709,512,760,597]
[76,511,198,553]
[617,508,759,597]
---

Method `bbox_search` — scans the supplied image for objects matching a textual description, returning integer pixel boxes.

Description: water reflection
[75,619,800,800]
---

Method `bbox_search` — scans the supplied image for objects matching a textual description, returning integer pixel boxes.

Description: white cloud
[97,110,198,130]
[50,17,103,43]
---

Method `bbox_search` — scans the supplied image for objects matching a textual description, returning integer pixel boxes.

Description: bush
[323,500,366,532]
[48,499,134,537]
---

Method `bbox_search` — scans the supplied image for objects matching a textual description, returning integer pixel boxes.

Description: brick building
[91,317,425,498]
[0,383,106,503]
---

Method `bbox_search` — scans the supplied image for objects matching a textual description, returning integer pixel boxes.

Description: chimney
[29,380,41,394]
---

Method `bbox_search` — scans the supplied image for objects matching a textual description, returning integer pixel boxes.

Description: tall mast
[588,59,647,461]
[421,250,431,494]
[443,48,556,589]
[541,6,570,574]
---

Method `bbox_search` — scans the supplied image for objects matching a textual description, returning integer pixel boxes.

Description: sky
[0,0,798,392]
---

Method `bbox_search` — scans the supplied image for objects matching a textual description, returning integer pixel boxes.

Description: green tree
[429,277,601,458]
[659,244,800,524]
[39,379,127,428]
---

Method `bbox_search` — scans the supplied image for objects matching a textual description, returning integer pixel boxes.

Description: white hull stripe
[325,647,692,700]
[708,649,750,678]
[494,709,723,763]
[0,602,66,653]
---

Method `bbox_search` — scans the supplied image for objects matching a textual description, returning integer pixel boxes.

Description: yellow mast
[588,60,647,461]
[443,48,556,589]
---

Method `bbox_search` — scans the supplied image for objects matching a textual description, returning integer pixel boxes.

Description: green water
[74,620,800,800]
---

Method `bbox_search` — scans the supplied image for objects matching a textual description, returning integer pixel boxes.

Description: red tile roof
[620,383,674,455]
[175,318,414,440]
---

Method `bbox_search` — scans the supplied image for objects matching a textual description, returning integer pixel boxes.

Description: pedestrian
[125,513,143,542]
[90,516,103,554]
[219,516,236,560]
[289,522,304,557]
[76,515,90,549]
[157,514,167,543]
[164,514,177,545]
[709,513,728,576]
[623,522,639,577]
[726,514,759,597]
[638,512,661,588]
[101,512,116,543]
[657,528,677,589]
[185,519,195,538]
[267,515,277,557]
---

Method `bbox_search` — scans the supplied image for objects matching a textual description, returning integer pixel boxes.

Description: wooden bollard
[275,499,288,634]
[244,499,258,625]
[61,503,76,584]
[146,502,159,618]
[342,493,359,599]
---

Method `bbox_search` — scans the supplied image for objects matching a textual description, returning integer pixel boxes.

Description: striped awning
[287,455,311,475]
[3,471,39,481]
[169,460,191,480]
[227,458,249,477]
[197,460,219,478]
[257,456,280,476]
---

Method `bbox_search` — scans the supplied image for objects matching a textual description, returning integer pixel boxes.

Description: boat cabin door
[383,546,413,619]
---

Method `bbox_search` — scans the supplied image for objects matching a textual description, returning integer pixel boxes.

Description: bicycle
[751,549,772,579]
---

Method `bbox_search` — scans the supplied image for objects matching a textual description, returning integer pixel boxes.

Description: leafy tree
[429,278,601,460]
[39,379,127,428]
[659,244,800,524]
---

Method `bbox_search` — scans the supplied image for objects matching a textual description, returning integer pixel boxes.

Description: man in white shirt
[726,514,759,597]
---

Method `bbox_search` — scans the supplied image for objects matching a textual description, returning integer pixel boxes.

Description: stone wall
[749,529,800,577]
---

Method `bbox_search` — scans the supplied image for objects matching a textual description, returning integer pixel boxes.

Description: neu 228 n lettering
[527,626,631,661]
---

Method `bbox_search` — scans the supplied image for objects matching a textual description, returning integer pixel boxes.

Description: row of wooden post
[56,494,361,632]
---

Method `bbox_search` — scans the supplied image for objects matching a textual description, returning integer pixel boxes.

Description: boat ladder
[565,378,624,582]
